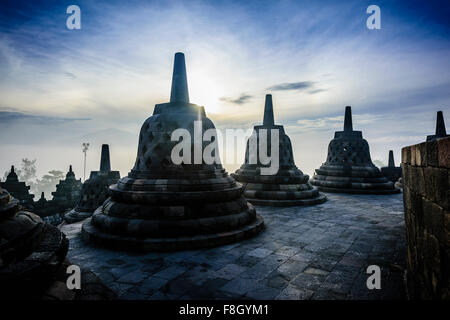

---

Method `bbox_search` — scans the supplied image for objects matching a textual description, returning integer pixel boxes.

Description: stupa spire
[435,111,447,137]
[170,52,189,103]
[100,144,111,172]
[263,94,275,126]
[11,165,15,173]
[427,110,448,141]
[388,150,395,167]
[344,106,353,132]
[69,165,73,172]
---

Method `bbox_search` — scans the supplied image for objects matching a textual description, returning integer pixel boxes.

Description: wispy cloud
[292,114,382,132]
[219,93,253,105]
[0,109,90,124]
[267,81,315,91]
[63,72,76,79]
[309,88,327,95]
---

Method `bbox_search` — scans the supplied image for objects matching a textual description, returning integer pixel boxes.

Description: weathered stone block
[427,140,439,167]
[424,233,441,296]
[402,146,411,164]
[438,137,450,168]
[423,167,449,209]
[411,145,417,166]
[403,136,450,300]
[444,212,450,247]
[435,168,449,210]
[416,142,427,167]
[422,198,445,243]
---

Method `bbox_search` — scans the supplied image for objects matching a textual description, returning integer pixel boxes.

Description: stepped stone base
[81,210,264,252]
[64,209,93,224]
[247,193,327,206]
[311,167,400,195]
[313,185,400,195]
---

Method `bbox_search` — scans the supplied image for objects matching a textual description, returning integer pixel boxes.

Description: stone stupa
[232,94,327,206]
[380,150,402,183]
[82,53,264,251]
[0,185,68,298]
[65,144,120,224]
[426,111,448,141]
[51,165,82,210]
[33,192,51,217]
[0,165,34,207]
[310,106,399,194]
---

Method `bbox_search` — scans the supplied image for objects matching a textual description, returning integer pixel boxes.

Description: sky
[0,0,449,184]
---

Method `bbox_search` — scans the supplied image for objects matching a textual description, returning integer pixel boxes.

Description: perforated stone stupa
[310,106,399,194]
[232,94,326,206]
[81,53,264,251]
[65,144,120,224]
[0,186,68,298]
[380,150,402,183]
[426,111,448,141]
[51,165,82,209]
[0,165,34,207]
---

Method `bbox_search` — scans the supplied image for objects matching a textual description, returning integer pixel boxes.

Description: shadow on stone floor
[61,193,407,300]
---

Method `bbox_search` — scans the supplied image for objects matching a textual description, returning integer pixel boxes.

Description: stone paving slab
[61,193,406,300]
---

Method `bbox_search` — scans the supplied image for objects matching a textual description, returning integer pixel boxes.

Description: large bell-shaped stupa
[64,144,120,224]
[232,94,327,206]
[81,53,264,251]
[310,106,399,194]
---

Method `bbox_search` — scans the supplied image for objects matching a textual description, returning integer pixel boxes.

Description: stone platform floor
[61,193,407,300]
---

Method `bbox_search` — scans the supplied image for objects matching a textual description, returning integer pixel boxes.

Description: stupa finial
[388,150,395,167]
[100,144,111,172]
[263,94,275,126]
[69,165,73,172]
[435,111,447,137]
[41,192,45,199]
[11,165,15,173]
[344,106,353,132]
[170,52,189,103]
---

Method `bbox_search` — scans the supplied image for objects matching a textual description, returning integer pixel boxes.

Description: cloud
[291,113,382,132]
[267,81,315,91]
[266,81,327,95]
[308,88,327,95]
[63,72,76,79]
[0,109,90,124]
[219,93,253,105]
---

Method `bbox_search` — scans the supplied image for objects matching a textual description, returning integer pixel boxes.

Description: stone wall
[402,136,450,299]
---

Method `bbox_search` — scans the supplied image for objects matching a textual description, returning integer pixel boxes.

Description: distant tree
[34,170,65,198]
[21,158,37,182]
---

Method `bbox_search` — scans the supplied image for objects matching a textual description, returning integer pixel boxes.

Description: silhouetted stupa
[81,53,264,251]
[232,94,327,206]
[380,150,402,183]
[426,111,448,141]
[0,165,34,206]
[51,165,82,209]
[310,106,399,194]
[0,186,68,297]
[65,144,120,223]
